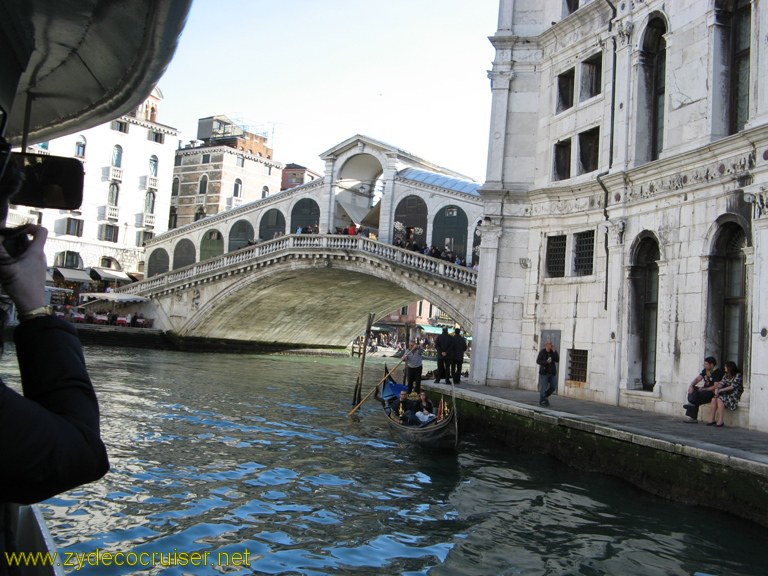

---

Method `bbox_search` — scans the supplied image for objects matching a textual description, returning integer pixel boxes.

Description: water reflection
[3,345,767,575]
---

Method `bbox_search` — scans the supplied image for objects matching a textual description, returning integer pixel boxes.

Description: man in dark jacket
[434,327,454,385]
[536,340,559,406]
[450,328,468,384]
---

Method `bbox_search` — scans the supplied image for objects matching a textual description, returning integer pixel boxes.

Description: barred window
[574,230,595,276]
[568,349,588,382]
[546,235,567,277]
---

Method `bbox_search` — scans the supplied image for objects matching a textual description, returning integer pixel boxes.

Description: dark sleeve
[552,351,559,363]
[712,369,724,382]
[536,350,546,366]
[0,316,109,504]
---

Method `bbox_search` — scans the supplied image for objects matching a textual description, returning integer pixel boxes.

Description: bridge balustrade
[122,234,477,295]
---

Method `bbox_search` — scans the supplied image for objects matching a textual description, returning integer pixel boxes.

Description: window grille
[574,230,595,276]
[546,235,566,277]
[568,349,588,382]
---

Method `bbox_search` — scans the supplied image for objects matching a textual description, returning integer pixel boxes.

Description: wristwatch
[18,305,53,322]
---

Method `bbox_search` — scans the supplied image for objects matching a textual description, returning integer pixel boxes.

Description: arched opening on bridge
[393,195,427,249]
[173,239,196,269]
[147,248,170,277]
[291,198,320,233]
[432,205,469,262]
[471,221,481,266]
[336,153,383,232]
[228,220,255,251]
[259,208,286,240]
[200,229,225,261]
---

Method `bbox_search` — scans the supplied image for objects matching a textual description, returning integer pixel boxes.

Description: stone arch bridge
[118,234,477,348]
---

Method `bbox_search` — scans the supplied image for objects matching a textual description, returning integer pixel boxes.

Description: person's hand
[0,224,48,313]
[547,357,552,363]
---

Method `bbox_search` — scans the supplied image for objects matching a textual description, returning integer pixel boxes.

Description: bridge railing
[121,234,478,295]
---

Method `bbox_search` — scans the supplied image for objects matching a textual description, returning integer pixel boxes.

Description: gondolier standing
[403,341,424,394]
[434,327,454,385]
[450,328,468,385]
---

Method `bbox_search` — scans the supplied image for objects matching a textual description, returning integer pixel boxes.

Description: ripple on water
[5,347,764,576]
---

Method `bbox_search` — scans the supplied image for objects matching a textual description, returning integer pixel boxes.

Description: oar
[348,356,405,417]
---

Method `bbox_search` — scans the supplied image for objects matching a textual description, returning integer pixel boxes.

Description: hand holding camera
[0,224,48,314]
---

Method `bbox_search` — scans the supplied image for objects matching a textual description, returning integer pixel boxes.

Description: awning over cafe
[79,292,149,304]
[54,267,94,284]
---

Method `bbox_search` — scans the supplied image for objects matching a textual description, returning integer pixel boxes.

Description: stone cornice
[394,175,483,205]
[175,145,283,168]
[122,115,178,135]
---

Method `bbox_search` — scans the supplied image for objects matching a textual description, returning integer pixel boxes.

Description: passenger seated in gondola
[391,389,418,425]
[414,391,436,425]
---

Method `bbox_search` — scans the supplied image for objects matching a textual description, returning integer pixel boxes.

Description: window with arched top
[708,223,747,370]
[54,251,83,269]
[149,155,159,177]
[168,206,177,229]
[112,145,123,167]
[108,182,120,206]
[75,136,86,158]
[194,207,206,221]
[629,236,660,390]
[233,178,243,198]
[636,16,667,163]
[171,177,180,197]
[261,186,269,199]
[145,191,156,214]
[199,175,208,195]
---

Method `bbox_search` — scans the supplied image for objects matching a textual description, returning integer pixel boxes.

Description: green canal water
[3,345,767,575]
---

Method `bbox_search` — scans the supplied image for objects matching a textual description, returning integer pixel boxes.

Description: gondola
[376,365,459,450]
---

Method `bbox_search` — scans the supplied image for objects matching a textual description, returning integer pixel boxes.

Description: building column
[470,219,501,385]
[601,219,626,404]
[376,153,398,244]
[318,157,336,234]
[745,186,768,432]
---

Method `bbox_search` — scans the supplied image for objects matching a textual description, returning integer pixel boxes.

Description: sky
[156,0,499,182]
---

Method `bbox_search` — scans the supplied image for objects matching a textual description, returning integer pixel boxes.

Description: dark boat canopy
[0,0,192,145]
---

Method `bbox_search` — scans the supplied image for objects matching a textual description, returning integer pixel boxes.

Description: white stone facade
[8,89,179,276]
[474,0,768,431]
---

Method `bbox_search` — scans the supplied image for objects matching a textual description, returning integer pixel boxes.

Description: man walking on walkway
[536,340,559,406]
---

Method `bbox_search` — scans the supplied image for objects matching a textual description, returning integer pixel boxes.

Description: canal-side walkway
[424,382,768,527]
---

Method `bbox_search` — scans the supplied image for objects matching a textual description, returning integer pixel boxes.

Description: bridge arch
[228,219,255,251]
[394,195,428,248]
[173,238,196,269]
[432,205,469,262]
[259,208,286,240]
[290,198,320,232]
[200,229,224,261]
[147,248,169,277]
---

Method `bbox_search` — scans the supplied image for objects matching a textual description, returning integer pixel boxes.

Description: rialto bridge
[118,234,477,347]
[117,135,484,347]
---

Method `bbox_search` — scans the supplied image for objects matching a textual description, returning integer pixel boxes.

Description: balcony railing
[106,205,119,220]
[226,196,242,210]
[142,212,156,227]
[147,176,159,189]
[195,194,206,205]
[109,166,123,181]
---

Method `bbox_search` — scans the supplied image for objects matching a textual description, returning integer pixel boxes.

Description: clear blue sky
[156,0,498,181]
